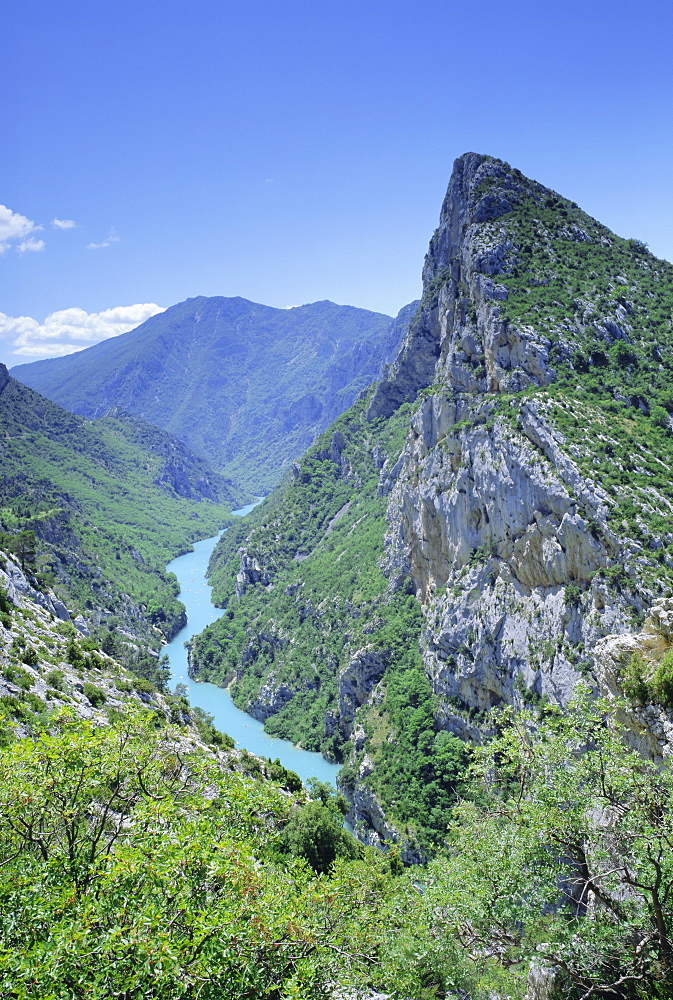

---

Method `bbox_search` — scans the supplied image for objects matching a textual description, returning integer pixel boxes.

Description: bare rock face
[379,387,641,729]
[525,963,558,1000]
[248,672,297,722]
[236,549,274,598]
[346,779,425,865]
[338,646,387,737]
[0,551,71,622]
[368,154,555,422]
[365,153,649,733]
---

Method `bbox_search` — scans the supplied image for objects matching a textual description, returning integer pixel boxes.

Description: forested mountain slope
[190,152,673,855]
[12,297,414,493]
[0,365,236,647]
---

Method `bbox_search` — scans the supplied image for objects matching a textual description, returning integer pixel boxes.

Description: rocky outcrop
[346,777,424,865]
[236,549,275,597]
[0,551,70,622]
[367,154,555,422]
[378,387,641,731]
[337,647,387,736]
[594,597,673,758]
[248,673,297,721]
[363,154,653,734]
[334,155,666,836]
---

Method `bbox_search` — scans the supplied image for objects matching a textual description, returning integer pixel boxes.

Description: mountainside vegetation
[191,396,469,855]
[0,365,237,646]
[12,297,414,493]
[3,559,673,997]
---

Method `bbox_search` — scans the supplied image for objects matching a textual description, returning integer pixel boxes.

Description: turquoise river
[164,503,341,788]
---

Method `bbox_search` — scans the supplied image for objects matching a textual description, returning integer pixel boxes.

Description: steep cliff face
[368,154,555,422]
[369,152,670,741]
[190,153,673,851]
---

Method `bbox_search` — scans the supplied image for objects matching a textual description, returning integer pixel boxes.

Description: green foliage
[0,710,488,999]
[193,394,403,757]
[131,675,156,695]
[546,397,673,596]
[278,783,361,874]
[622,652,650,705]
[21,645,38,666]
[82,682,107,707]
[352,594,470,851]
[0,374,236,645]
[651,404,671,429]
[189,394,471,848]
[424,688,673,997]
[2,663,33,690]
[264,758,304,793]
[649,650,673,709]
[621,649,673,711]
[45,668,66,691]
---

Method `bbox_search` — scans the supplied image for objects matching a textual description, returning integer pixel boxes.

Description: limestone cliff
[191,153,673,850]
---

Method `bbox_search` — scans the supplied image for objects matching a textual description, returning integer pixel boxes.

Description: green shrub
[651,404,670,429]
[132,677,156,696]
[2,664,33,691]
[265,758,303,793]
[0,586,12,615]
[0,694,31,722]
[66,640,85,669]
[45,669,66,692]
[22,647,39,667]
[621,653,649,705]
[82,683,107,708]
[650,650,673,709]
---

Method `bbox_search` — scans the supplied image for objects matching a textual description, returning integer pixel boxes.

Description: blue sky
[2,0,672,365]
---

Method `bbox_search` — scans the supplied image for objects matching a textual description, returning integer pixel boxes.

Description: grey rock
[525,962,558,1000]
[337,647,388,736]
[72,615,90,636]
[0,552,71,622]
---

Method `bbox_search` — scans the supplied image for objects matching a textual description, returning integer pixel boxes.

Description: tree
[6,530,36,572]
[424,688,673,998]
[651,404,671,430]
[279,780,361,874]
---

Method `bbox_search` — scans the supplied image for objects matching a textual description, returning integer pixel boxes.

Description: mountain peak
[369,153,670,419]
[12,297,407,493]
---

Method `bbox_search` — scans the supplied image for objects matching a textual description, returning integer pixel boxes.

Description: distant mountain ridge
[13,296,415,493]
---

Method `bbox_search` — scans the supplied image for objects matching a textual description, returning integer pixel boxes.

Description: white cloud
[0,303,166,360]
[17,237,46,254]
[0,205,42,253]
[52,218,76,230]
[86,227,120,250]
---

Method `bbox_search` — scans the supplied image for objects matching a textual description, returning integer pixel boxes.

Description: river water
[163,503,341,788]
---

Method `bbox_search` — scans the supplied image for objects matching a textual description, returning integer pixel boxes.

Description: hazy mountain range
[13,297,416,493]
